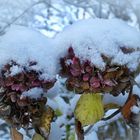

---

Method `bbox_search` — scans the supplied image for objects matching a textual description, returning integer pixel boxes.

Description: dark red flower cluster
[0,61,55,93]
[0,61,55,129]
[60,47,132,96]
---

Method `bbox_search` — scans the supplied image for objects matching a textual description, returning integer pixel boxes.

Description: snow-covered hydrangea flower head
[55,18,140,71]
[0,25,56,139]
[54,19,140,136]
[54,18,140,95]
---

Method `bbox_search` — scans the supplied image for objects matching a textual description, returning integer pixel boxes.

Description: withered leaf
[121,95,137,120]
[81,82,89,90]
[17,99,28,107]
[103,72,116,79]
[115,69,124,79]
[102,86,113,93]
[38,106,54,139]
[120,77,130,83]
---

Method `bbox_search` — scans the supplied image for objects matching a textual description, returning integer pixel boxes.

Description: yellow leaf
[74,93,104,126]
[32,133,44,140]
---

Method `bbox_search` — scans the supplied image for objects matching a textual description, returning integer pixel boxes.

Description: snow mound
[0,25,56,79]
[54,18,140,71]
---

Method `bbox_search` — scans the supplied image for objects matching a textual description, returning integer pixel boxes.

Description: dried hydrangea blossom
[60,47,132,96]
[0,61,55,139]
[57,19,140,139]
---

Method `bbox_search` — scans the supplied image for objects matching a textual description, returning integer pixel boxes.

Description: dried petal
[81,82,90,90]
[103,79,116,87]
[83,74,90,81]
[90,77,100,88]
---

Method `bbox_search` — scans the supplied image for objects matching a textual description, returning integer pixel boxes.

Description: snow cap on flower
[0,25,57,79]
[54,18,140,71]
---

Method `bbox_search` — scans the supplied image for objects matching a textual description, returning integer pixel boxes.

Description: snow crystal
[0,25,57,79]
[21,87,43,99]
[54,18,140,71]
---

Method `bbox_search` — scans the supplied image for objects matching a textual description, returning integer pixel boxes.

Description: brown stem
[10,127,23,140]
[75,119,84,140]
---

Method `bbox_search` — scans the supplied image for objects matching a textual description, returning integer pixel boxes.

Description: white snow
[84,130,98,140]
[103,93,128,106]
[131,105,140,114]
[54,18,140,71]
[133,85,140,97]
[46,75,62,99]
[21,87,43,99]
[49,122,63,140]
[133,74,140,97]
[0,25,57,80]
[10,65,23,76]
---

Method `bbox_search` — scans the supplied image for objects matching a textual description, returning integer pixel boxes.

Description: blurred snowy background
[0,0,140,38]
[0,0,140,140]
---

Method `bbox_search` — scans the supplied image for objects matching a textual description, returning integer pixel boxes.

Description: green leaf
[69,133,75,140]
[74,93,104,126]
[55,108,63,116]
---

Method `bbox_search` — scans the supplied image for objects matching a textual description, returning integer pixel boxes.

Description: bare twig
[84,112,122,135]
[0,0,62,35]
[102,108,121,121]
